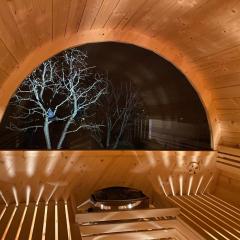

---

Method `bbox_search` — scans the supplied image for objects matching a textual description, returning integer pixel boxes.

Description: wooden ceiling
[0,0,239,148]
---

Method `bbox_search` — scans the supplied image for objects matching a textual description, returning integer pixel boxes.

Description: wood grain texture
[0,150,215,204]
[0,2,239,227]
[0,0,239,146]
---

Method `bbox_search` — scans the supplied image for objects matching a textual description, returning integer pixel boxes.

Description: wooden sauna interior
[0,0,239,239]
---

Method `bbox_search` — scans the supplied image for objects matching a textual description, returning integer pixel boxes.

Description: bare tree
[8,49,107,149]
[92,80,142,149]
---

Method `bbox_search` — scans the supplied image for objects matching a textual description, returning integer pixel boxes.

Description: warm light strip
[208,194,240,214]
[175,196,232,240]
[15,205,28,240]
[0,191,8,206]
[64,201,72,240]
[169,197,224,240]
[37,185,45,205]
[0,206,7,221]
[29,185,45,239]
[26,186,31,206]
[195,176,203,195]
[180,211,219,240]
[187,176,193,196]
[169,176,175,196]
[202,175,213,194]
[158,176,168,196]
[55,201,58,240]
[13,186,19,206]
[2,206,18,240]
[198,195,240,223]
[184,196,240,236]
[179,175,183,196]
[162,151,170,168]
[4,157,15,177]
[26,151,38,177]
[28,205,38,240]
[42,204,48,240]
[77,199,91,209]
[189,195,240,230]
[47,185,58,204]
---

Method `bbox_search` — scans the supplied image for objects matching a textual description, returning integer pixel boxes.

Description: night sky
[0,42,211,150]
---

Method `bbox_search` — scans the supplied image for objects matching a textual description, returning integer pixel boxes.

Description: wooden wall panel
[0,150,216,204]
[213,145,240,206]
[0,0,239,146]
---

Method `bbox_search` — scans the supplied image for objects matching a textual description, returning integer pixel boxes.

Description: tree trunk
[57,117,73,149]
[44,118,51,149]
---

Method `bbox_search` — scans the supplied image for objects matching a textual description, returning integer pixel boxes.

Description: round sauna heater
[89,186,149,212]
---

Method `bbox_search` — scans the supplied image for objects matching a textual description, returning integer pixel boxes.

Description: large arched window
[0,42,211,150]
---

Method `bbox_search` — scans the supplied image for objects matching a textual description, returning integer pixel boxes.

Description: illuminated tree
[91,80,142,149]
[8,49,107,149]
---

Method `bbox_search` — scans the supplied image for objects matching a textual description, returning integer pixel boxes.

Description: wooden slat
[52,0,71,38]
[78,0,104,31]
[65,0,87,36]
[81,228,184,240]
[67,200,81,239]
[0,204,15,238]
[5,0,40,50]
[0,0,27,62]
[58,201,68,240]
[0,0,240,148]
[182,196,240,239]
[80,220,172,235]
[169,196,231,240]
[5,204,25,240]
[218,145,240,156]
[204,194,240,216]
[45,201,55,240]
[76,208,179,224]
[90,0,120,29]
[104,0,146,29]
[32,202,45,240]
[18,203,35,240]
